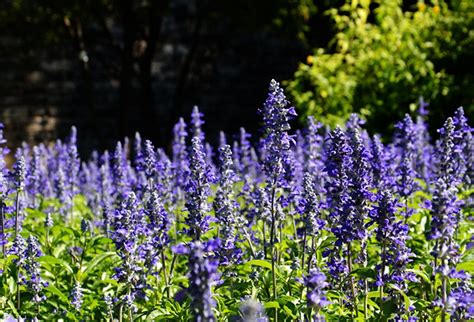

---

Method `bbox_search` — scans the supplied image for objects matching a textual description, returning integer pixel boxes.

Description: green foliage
[286,0,473,133]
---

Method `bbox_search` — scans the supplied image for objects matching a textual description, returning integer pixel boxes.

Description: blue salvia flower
[187,241,218,322]
[239,299,268,322]
[370,135,389,189]
[27,146,41,206]
[143,140,157,185]
[324,126,352,246]
[260,79,297,185]
[112,142,130,200]
[24,236,46,303]
[112,192,147,307]
[394,114,418,199]
[452,107,473,186]
[9,234,26,267]
[99,163,113,234]
[66,126,80,199]
[141,190,170,273]
[372,190,415,289]
[156,149,174,204]
[14,155,27,193]
[185,137,213,240]
[446,272,473,320]
[299,173,325,237]
[191,105,205,142]
[303,269,330,320]
[0,124,9,251]
[414,101,433,185]
[70,281,83,311]
[304,116,326,193]
[214,145,242,265]
[430,118,462,271]
[237,127,253,177]
[55,167,70,218]
[145,190,170,234]
[172,117,189,199]
[346,125,372,244]
[323,126,353,281]
[133,132,144,172]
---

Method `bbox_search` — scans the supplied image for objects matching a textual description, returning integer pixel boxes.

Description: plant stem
[161,251,170,298]
[0,201,5,257]
[301,230,307,274]
[244,230,256,258]
[15,190,21,237]
[269,181,278,321]
[441,258,447,322]
[347,243,358,318]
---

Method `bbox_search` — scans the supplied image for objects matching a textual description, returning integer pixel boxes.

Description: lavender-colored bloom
[452,107,473,186]
[70,281,83,311]
[172,117,189,198]
[260,79,297,184]
[143,140,157,183]
[112,142,130,199]
[393,114,418,198]
[45,213,53,228]
[304,269,330,319]
[66,126,80,198]
[111,192,147,306]
[370,135,389,189]
[185,137,213,240]
[187,241,218,322]
[304,116,326,193]
[372,191,415,288]
[346,125,372,244]
[9,234,26,267]
[299,173,324,236]
[430,118,463,286]
[324,126,352,246]
[191,105,205,142]
[239,299,268,322]
[214,145,241,265]
[24,236,46,303]
[133,132,144,172]
[14,155,27,192]
[446,273,473,320]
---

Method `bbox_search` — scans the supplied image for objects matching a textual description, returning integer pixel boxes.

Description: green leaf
[245,259,272,270]
[456,261,474,274]
[406,268,431,283]
[39,255,74,275]
[46,284,69,303]
[264,301,280,309]
[387,284,410,311]
[79,252,117,281]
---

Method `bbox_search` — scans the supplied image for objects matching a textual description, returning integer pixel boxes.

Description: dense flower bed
[0,80,472,321]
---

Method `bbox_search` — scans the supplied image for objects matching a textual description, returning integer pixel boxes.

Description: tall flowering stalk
[372,190,415,319]
[214,145,241,265]
[346,125,373,318]
[24,236,47,315]
[111,192,146,321]
[13,155,27,238]
[185,137,213,241]
[299,173,324,271]
[259,79,297,316]
[0,124,8,257]
[174,241,219,321]
[172,117,189,202]
[303,269,330,321]
[430,117,463,320]
[394,114,418,220]
[324,126,354,307]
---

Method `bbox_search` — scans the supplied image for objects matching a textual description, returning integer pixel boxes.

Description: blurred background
[0,0,472,155]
